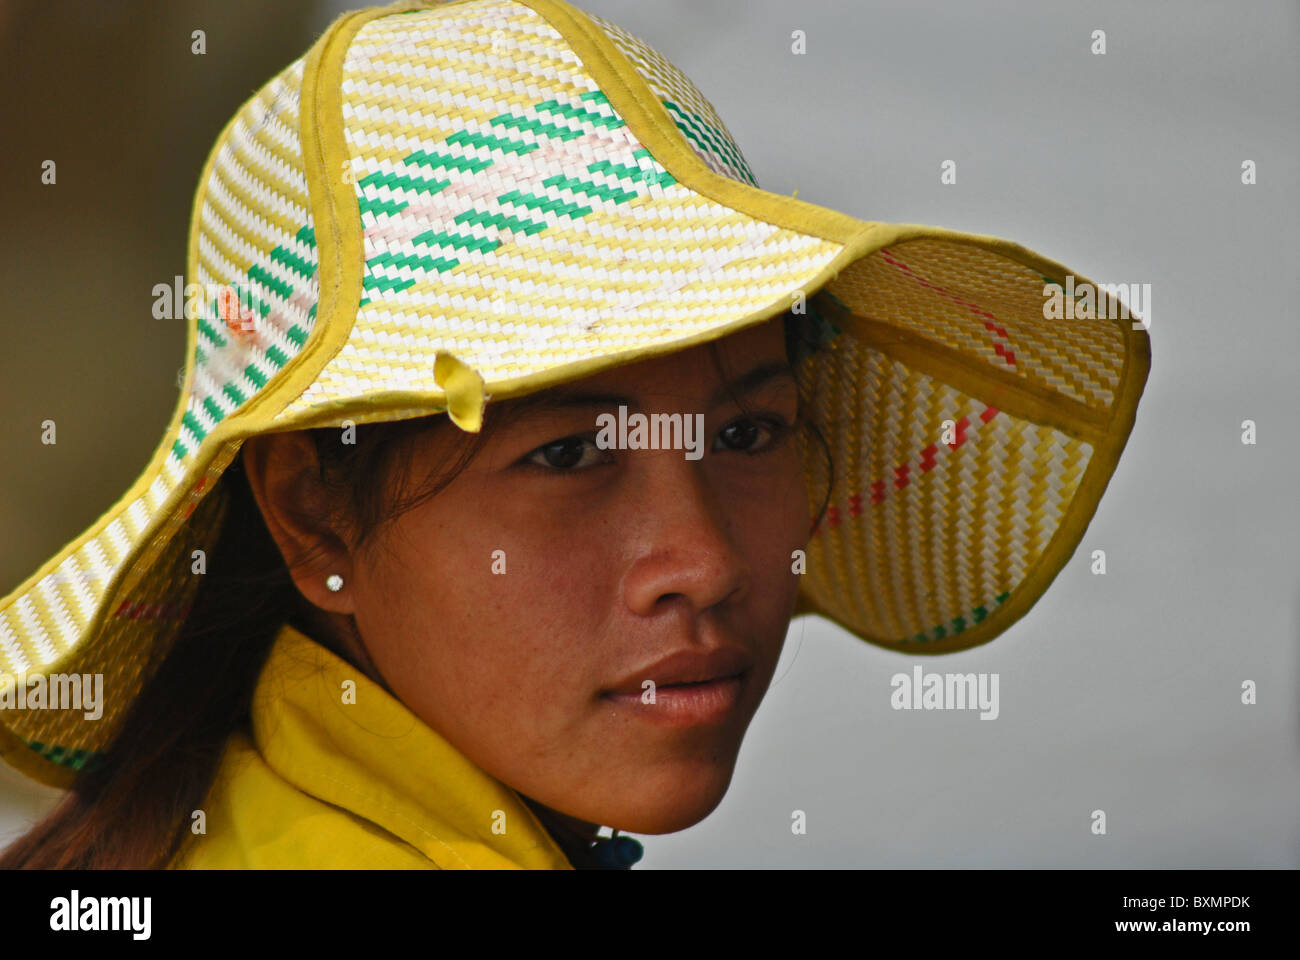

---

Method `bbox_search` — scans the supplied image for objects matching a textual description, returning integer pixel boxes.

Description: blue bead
[590,835,644,868]
[612,836,643,865]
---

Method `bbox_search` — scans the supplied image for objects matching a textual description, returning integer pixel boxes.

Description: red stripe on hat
[183,476,210,519]
[879,249,1018,368]
[948,415,971,449]
[811,405,1001,537]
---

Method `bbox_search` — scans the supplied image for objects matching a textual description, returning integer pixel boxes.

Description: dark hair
[0,312,833,869]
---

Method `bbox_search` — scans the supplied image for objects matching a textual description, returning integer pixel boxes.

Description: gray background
[2,0,1296,867]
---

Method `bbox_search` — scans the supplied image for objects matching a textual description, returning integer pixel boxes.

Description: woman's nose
[618,452,752,620]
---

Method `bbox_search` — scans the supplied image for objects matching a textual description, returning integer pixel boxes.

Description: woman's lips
[601,645,754,726]
[601,671,748,727]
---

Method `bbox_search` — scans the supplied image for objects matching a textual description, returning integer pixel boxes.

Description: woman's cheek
[738,457,809,568]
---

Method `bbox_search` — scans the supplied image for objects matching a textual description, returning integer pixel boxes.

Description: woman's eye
[714,417,786,454]
[526,436,606,471]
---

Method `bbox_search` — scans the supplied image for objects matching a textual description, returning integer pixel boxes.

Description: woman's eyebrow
[708,360,796,409]
[515,361,796,416]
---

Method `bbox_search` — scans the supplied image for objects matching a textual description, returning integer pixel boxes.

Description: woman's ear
[239,432,356,615]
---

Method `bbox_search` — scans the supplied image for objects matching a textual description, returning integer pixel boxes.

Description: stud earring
[325,574,344,593]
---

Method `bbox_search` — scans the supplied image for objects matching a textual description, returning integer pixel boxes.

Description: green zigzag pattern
[24,739,101,772]
[355,89,677,304]
[662,99,757,186]
[903,591,1012,644]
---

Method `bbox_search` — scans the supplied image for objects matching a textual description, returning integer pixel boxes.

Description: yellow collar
[250,621,573,869]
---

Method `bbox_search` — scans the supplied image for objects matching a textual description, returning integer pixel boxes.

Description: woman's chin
[587,758,740,835]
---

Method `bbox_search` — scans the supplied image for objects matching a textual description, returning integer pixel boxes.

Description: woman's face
[251,319,811,835]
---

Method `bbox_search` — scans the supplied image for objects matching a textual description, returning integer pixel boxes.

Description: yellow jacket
[170,622,574,869]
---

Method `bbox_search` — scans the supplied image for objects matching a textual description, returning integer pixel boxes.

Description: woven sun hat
[0,0,1149,789]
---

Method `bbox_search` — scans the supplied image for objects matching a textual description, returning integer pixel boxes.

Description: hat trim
[818,300,1111,447]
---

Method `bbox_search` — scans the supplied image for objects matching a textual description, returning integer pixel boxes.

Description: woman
[0,0,1149,869]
